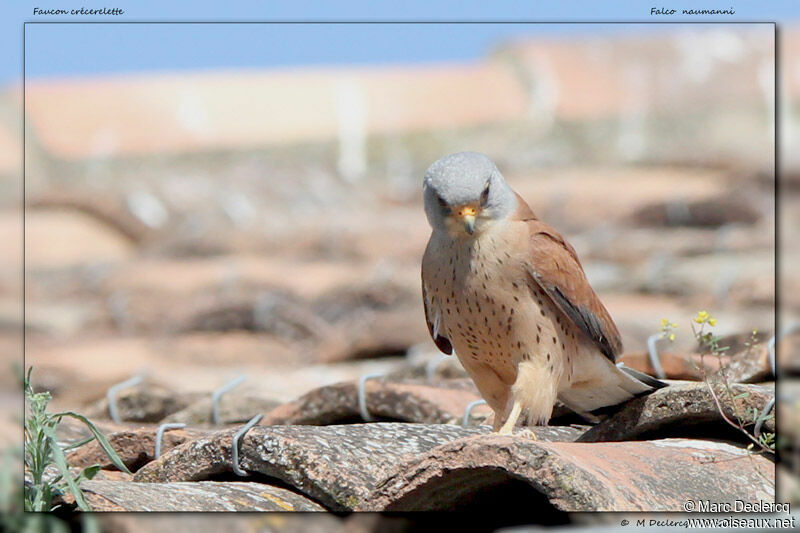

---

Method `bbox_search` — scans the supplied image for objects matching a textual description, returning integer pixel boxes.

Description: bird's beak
[457,205,477,235]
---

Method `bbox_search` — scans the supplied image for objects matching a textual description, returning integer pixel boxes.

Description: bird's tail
[557,359,666,416]
[616,362,668,392]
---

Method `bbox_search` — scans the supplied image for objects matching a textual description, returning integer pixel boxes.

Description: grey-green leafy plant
[24,367,131,512]
[662,313,775,455]
[0,443,24,531]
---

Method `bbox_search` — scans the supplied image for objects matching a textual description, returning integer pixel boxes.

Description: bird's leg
[496,402,540,440]
[491,412,503,432]
[497,400,522,435]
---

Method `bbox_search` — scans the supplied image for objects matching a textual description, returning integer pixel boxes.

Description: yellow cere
[457,205,477,217]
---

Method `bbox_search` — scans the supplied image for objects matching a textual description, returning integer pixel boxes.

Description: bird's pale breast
[423,221,584,414]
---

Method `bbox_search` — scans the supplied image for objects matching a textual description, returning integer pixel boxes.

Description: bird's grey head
[423,152,516,237]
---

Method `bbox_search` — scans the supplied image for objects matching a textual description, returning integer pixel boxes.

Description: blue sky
[22,23,671,81]
[6,1,799,84]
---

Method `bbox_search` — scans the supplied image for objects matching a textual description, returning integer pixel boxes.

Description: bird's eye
[480,182,490,206]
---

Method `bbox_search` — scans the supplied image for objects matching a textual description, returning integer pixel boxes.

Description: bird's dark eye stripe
[480,182,490,205]
[436,194,448,207]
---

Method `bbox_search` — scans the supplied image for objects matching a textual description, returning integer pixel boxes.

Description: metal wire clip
[211,375,246,425]
[232,414,263,477]
[154,423,186,459]
[462,399,488,427]
[106,375,144,424]
[357,373,383,422]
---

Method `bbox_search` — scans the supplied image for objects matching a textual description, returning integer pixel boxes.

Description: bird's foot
[494,426,537,440]
[517,428,538,441]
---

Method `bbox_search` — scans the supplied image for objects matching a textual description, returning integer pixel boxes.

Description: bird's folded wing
[421,272,452,355]
[524,219,623,362]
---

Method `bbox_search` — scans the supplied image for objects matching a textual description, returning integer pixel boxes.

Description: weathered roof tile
[578,381,774,443]
[368,435,774,512]
[261,379,487,425]
[81,480,326,511]
[133,423,584,511]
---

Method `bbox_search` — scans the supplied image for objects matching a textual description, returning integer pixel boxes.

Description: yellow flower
[694,310,710,323]
[670,323,678,329]
[660,318,668,327]
[708,318,716,326]
[668,333,675,342]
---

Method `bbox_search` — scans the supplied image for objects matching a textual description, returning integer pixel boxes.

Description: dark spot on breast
[536,335,540,343]
[552,336,557,344]
[537,325,542,333]
[546,353,551,361]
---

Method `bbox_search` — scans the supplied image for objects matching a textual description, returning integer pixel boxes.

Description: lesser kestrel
[421,152,664,433]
